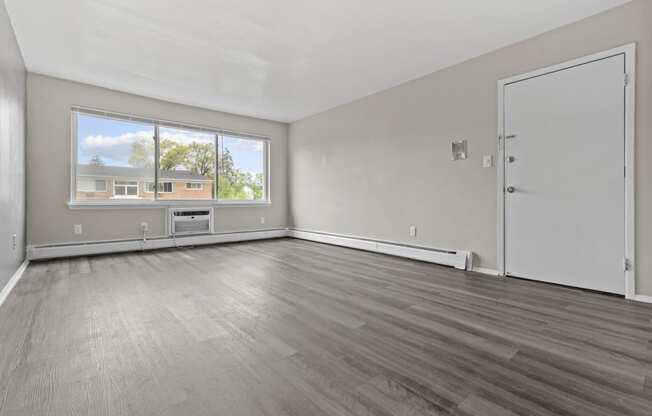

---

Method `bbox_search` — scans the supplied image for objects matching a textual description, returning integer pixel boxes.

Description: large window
[218,134,267,201]
[75,113,155,201]
[72,109,269,204]
[158,127,215,201]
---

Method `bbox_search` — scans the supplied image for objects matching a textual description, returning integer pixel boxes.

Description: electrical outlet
[12,234,16,250]
[260,217,266,225]
[409,225,417,237]
[141,222,149,232]
[482,155,494,168]
[74,224,83,235]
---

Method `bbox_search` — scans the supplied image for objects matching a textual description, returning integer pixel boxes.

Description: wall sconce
[451,140,468,161]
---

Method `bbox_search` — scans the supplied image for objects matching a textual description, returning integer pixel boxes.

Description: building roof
[77,164,211,181]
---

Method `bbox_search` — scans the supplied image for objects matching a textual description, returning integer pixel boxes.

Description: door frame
[496,44,636,298]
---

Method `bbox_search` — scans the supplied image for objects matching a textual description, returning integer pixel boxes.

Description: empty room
[1,0,652,415]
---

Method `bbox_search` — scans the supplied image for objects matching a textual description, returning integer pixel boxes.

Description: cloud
[223,136,264,153]
[159,127,215,145]
[80,131,154,165]
[79,128,262,168]
[80,129,218,166]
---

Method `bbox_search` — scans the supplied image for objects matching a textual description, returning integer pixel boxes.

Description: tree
[187,142,215,176]
[218,148,236,183]
[128,138,155,168]
[127,136,263,201]
[252,172,264,200]
[216,168,263,201]
[89,155,105,167]
[159,139,189,171]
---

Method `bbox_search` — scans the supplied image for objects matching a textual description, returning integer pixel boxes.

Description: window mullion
[265,141,270,202]
[71,111,79,204]
[215,133,220,201]
[154,125,160,201]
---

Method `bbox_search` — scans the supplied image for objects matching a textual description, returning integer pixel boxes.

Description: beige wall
[289,0,652,293]
[0,0,26,288]
[27,74,289,245]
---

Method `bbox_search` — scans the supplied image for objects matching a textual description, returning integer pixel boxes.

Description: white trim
[0,260,29,309]
[70,111,78,202]
[623,45,637,300]
[145,181,174,194]
[497,44,636,297]
[67,200,272,209]
[471,267,500,277]
[113,179,139,198]
[185,182,204,191]
[497,83,506,276]
[288,229,471,270]
[26,229,289,260]
[265,139,271,203]
[497,44,635,88]
[628,295,652,305]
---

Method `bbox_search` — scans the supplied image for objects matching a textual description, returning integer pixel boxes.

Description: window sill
[67,200,272,210]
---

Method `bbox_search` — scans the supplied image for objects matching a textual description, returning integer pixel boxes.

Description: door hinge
[624,73,630,87]
[624,258,633,272]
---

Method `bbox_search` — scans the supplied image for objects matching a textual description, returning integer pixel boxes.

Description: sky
[77,114,264,174]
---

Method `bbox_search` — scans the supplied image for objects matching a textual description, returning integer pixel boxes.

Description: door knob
[506,186,516,193]
[508,156,516,163]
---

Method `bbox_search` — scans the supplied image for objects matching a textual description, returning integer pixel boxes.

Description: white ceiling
[6,0,631,122]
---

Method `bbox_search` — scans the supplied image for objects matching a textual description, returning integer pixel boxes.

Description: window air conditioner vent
[169,207,213,236]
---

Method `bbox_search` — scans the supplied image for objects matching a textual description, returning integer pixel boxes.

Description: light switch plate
[482,155,493,168]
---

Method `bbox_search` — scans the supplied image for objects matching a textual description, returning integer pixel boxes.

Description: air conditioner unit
[169,207,214,236]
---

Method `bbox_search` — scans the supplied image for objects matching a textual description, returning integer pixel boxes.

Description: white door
[504,54,626,294]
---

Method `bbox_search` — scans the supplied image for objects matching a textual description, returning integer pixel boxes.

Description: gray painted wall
[289,0,652,293]
[26,74,288,246]
[0,0,26,289]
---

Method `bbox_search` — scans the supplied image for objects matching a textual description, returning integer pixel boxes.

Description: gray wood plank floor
[1,238,652,415]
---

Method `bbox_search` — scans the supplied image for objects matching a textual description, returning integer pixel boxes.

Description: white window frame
[112,180,139,199]
[217,135,270,203]
[145,181,174,193]
[69,107,272,208]
[185,182,203,191]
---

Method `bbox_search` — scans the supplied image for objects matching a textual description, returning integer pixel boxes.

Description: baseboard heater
[26,229,289,260]
[26,228,473,270]
[288,230,472,270]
